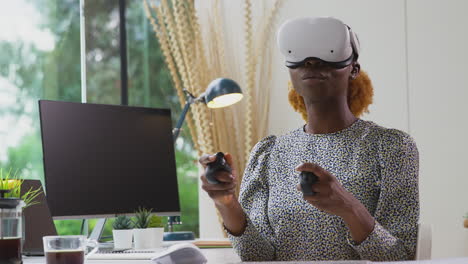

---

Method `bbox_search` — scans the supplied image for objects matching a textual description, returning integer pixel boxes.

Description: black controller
[205,152,232,184]
[300,171,319,196]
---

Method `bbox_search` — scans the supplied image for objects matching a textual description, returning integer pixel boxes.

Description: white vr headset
[277,16,360,69]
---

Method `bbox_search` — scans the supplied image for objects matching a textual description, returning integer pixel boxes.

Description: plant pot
[464,218,468,228]
[133,228,164,249]
[149,227,164,248]
[112,229,133,249]
[133,229,152,249]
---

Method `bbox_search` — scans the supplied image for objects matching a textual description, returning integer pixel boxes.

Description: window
[0,0,198,238]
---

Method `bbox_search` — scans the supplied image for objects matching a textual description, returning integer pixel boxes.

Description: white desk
[22,249,468,264]
[23,248,240,264]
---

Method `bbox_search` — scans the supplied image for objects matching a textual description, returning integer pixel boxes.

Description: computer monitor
[38,100,180,219]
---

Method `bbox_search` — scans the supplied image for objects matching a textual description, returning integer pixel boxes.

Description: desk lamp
[166,78,243,241]
[172,78,243,141]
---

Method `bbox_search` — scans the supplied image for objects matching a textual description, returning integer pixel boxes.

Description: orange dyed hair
[288,70,374,120]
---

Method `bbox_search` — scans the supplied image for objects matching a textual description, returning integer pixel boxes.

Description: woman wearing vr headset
[199,17,419,261]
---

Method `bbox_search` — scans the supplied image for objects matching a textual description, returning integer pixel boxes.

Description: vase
[149,227,164,248]
[112,229,133,249]
[133,228,164,249]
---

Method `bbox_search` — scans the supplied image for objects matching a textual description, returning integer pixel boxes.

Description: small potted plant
[112,215,133,249]
[132,207,166,249]
[464,213,468,228]
[0,168,42,208]
[132,207,153,249]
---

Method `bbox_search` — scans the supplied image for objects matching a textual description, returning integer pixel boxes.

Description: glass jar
[0,189,25,264]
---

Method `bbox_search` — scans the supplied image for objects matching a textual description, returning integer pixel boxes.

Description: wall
[197,0,468,258]
[406,0,468,258]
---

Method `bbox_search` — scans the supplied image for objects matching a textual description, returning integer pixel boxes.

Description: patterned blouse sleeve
[226,135,277,261]
[348,129,420,261]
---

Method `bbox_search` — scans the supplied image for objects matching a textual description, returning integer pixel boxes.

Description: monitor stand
[89,218,107,241]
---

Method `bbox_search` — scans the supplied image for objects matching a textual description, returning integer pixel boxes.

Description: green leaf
[148,214,164,228]
[133,207,153,229]
[0,167,43,208]
[113,215,133,230]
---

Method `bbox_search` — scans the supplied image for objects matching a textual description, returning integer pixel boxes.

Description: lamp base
[163,231,196,241]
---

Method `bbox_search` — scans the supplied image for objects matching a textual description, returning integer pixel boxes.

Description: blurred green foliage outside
[0,0,199,237]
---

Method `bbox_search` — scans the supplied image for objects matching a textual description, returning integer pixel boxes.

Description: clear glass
[0,201,24,264]
[84,1,121,105]
[0,1,81,180]
[43,235,98,264]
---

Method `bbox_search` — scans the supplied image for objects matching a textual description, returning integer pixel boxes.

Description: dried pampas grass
[144,0,284,186]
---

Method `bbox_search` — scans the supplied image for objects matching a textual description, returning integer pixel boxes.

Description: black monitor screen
[39,100,180,219]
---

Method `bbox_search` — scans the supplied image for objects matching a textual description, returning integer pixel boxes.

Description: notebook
[21,179,58,256]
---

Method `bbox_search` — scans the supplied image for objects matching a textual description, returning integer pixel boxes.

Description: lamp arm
[173,90,205,142]
[173,100,192,142]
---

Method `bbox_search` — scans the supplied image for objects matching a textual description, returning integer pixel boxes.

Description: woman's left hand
[296,162,363,218]
[297,162,375,243]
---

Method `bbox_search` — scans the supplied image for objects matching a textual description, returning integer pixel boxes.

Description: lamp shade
[205,78,243,108]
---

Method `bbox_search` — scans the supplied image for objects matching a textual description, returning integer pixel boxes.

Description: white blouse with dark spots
[227,119,419,261]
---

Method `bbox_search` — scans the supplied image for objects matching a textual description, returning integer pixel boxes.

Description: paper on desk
[151,243,207,264]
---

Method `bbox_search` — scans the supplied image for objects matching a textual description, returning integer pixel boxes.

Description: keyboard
[87,248,166,260]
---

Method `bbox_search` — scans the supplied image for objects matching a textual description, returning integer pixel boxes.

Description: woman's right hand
[199,153,238,207]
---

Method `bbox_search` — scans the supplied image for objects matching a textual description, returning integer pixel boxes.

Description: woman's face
[289,59,359,102]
